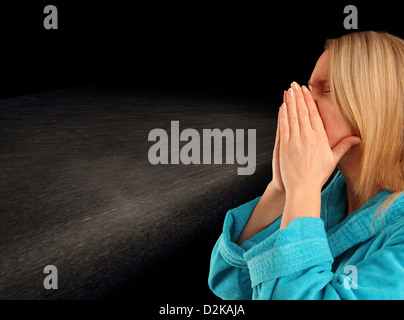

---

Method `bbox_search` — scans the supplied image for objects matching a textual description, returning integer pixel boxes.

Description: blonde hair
[325,31,404,220]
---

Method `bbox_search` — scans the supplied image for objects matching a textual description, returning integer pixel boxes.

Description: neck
[337,143,384,216]
[336,144,362,216]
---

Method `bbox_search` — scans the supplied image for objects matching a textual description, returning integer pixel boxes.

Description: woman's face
[308,50,354,149]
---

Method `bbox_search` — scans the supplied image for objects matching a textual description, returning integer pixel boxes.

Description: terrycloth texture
[208,171,404,299]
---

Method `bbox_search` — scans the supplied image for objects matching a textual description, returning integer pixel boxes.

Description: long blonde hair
[326,31,404,219]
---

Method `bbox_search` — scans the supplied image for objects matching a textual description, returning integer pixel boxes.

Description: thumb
[332,136,362,163]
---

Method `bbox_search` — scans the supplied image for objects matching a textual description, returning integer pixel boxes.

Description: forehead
[309,50,330,86]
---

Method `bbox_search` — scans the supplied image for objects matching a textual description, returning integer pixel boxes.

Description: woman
[208,31,404,299]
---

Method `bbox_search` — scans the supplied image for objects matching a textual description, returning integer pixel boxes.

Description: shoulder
[385,217,404,245]
[382,191,404,229]
[380,194,404,246]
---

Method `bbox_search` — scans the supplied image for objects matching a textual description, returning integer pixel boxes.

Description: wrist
[261,181,286,212]
[267,181,286,197]
[285,185,322,199]
[281,187,322,229]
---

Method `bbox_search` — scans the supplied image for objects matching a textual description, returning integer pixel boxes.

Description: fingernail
[288,88,294,96]
[353,140,362,145]
[302,85,308,94]
[291,82,299,91]
[281,102,286,110]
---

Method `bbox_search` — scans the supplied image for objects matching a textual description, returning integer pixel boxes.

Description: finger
[279,102,289,144]
[273,110,281,176]
[278,91,288,145]
[332,136,362,164]
[286,87,299,139]
[279,90,287,145]
[292,82,312,135]
[274,106,281,153]
[301,86,325,132]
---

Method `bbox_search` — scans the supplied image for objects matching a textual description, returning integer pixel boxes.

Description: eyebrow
[307,79,329,87]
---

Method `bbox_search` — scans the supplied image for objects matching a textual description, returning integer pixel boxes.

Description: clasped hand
[277,82,361,195]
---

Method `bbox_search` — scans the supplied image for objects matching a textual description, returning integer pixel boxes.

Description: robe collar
[321,171,403,258]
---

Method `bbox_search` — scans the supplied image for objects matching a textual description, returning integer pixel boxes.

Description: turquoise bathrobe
[208,171,404,299]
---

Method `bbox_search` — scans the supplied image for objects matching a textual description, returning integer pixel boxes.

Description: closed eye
[308,80,331,95]
[310,89,331,96]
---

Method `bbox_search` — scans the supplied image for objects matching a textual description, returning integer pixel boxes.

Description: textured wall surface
[0,86,277,299]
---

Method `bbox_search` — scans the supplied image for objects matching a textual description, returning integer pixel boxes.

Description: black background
[2,1,403,101]
[1,0,403,314]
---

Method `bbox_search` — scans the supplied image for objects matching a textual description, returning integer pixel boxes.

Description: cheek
[316,99,352,148]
